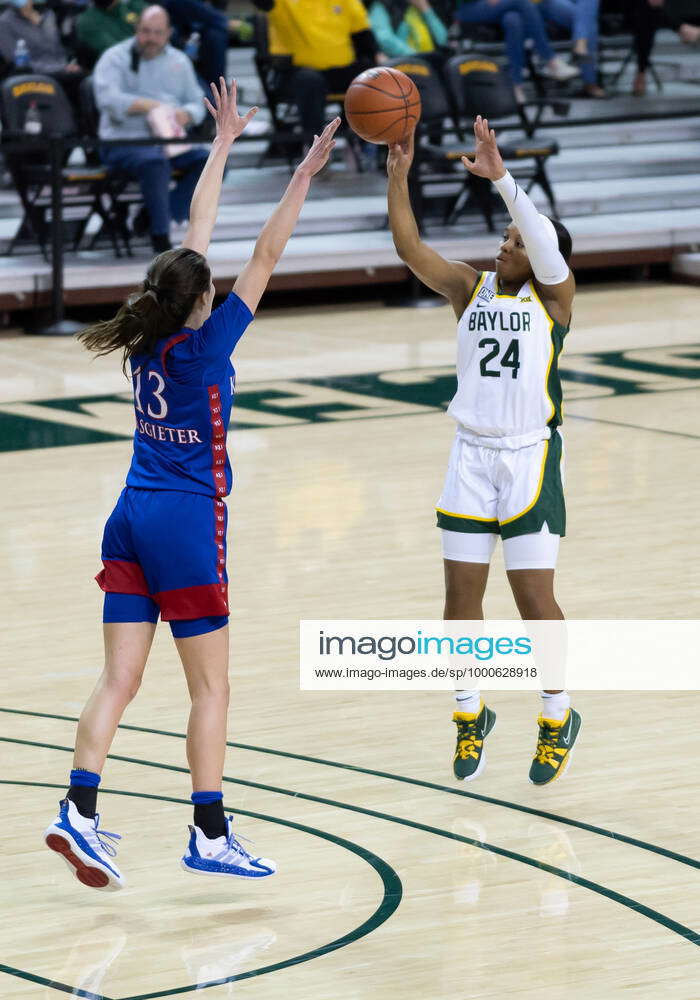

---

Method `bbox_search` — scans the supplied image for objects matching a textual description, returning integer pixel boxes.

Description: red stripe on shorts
[96,559,149,595]
[213,497,226,599]
[154,582,229,620]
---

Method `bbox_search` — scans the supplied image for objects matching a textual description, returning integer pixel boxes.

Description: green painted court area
[1,344,698,452]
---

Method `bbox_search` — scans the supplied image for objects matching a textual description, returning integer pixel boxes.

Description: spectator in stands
[77,0,144,69]
[368,0,449,63]
[536,0,605,97]
[456,0,579,102]
[632,0,700,95]
[78,0,250,86]
[253,0,379,143]
[93,4,208,252]
[0,0,87,102]
[160,0,235,94]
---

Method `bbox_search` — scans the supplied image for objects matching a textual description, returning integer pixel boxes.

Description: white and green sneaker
[452,704,496,781]
[529,708,582,785]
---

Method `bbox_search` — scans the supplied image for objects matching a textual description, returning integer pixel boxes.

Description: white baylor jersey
[447,271,568,449]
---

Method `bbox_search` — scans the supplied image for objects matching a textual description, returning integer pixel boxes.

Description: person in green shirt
[76,0,145,68]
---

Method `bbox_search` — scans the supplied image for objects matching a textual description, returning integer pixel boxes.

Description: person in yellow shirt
[253,0,379,142]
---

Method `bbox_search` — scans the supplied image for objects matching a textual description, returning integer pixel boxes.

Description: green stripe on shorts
[499,430,565,540]
[436,510,501,534]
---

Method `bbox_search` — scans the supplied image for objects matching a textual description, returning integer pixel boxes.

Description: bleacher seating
[0,72,127,256]
[0,2,698,304]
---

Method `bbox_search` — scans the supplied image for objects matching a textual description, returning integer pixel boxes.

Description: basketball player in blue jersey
[387,115,581,786]
[43,79,340,890]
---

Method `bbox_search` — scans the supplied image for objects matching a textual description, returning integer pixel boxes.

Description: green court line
[2,736,699,954]
[0,781,402,1000]
[2,707,697,871]
[0,964,108,1000]
[1,342,697,449]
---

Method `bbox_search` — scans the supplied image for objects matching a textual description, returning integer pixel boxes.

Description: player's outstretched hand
[204,77,258,145]
[296,118,341,178]
[461,115,505,181]
[387,128,415,180]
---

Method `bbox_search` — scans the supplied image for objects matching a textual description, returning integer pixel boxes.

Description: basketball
[344,67,421,145]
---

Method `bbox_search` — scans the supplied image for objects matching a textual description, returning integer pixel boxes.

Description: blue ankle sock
[70,768,101,788]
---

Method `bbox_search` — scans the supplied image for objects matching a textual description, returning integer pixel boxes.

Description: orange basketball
[344,67,421,145]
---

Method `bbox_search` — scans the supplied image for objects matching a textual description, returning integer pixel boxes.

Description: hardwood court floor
[0,282,698,999]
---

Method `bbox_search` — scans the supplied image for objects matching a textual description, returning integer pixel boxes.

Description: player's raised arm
[233,118,341,315]
[462,115,575,324]
[181,77,258,257]
[387,130,479,319]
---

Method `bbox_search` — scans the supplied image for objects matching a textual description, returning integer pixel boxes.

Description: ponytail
[78,247,211,374]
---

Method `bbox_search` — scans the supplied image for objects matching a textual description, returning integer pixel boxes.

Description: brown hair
[78,247,211,373]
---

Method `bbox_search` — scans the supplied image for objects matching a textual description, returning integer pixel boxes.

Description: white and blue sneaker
[44,798,125,891]
[181,816,276,879]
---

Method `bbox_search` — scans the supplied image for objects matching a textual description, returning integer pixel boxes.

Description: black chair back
[444,53,517,122]
[0,73,77,137]
[78,74,99,136]
[385,56,451,125]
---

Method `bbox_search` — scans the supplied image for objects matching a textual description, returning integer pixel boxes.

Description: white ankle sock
[455,690,481,715]
[540,691,570,721]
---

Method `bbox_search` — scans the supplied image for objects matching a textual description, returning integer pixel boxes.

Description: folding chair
[383,56,460,227]
[252,12,363,170]
[435,53,563,228]
[77,75,137,255]
[0,73,126,256]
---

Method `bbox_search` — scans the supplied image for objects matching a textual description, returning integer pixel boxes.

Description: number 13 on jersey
[133,370,169,419]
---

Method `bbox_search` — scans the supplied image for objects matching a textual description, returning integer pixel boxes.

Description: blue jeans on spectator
[163,0,228,91]
[457,0,556,84]
[101,144,209,236]
[539,0,599,84]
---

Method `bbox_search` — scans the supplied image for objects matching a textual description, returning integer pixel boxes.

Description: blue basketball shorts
[97,487,228,637]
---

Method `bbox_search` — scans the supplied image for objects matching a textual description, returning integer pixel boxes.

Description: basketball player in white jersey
[387,115,581,786]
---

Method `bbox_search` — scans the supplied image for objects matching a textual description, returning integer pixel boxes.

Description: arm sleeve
[93,47,142,121]
[179,292,254,369]
[423,6,449,46]
[369,3,415,56]
[493,170,569,286]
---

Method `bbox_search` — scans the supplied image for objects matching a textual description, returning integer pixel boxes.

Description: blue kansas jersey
[126,292,253,497]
